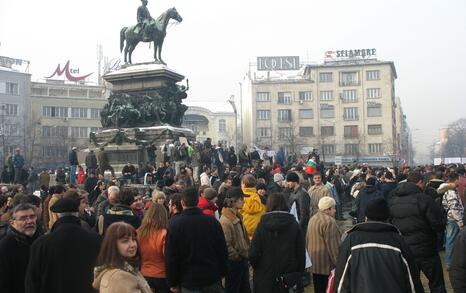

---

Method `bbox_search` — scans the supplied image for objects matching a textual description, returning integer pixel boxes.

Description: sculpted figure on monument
[120,5,183,64]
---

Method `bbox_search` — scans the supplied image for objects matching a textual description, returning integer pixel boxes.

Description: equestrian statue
[120,0,182,64]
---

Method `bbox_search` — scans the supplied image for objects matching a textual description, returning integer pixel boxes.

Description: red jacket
[197,196,218,217]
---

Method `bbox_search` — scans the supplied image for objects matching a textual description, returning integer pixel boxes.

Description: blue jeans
[69,165,77,184]
[445,220,460,268]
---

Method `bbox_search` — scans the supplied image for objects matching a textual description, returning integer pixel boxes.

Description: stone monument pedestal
[89,63,194,170]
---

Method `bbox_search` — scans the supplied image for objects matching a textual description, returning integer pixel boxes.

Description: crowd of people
[0,139,465,293]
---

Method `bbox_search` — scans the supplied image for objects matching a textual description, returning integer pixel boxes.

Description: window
[42,126,68,137]
[367,88,381,99]
[42,106,68,118]
[3,104,18,116]
[345,144,359,155]
[319,72,333,82]
[368,143,383,154]
[278,109,292,121]
[256,110,270,120]
[43,146,67,158]
[367,102,382,117]
[299,109,313,119]
[257,128,271,137]
[278,92,292,104]
[6,82,19,95]
[366,70,380,80]
[218,119,226,132]
[368,124,383,135]
[321,126,334,136]
[71,127,89,138]
[4,124,19,136]
[90,108,101,119]
[320,91,333,101]
[278,127,292,139]
[299,127,314,137]
[340,72,359,86]
[71,107,88,118]
[320,104,335,118]
[256,92,271,102]
[322,144,336,155]
[299,91,312,101]
[344,125,359,138]
[341,90,357,103]
[343,107,359,120]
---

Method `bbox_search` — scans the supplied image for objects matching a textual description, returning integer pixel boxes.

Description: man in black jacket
[68,146,79,185]
[165,187,228,292]
[390,172,447,293]
[0,203,41,293]
[25,197,101,293]
[286,172,310,233]
[335,198,424,293]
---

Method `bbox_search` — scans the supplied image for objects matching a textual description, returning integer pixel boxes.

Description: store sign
[257,56,300,71]
[325,49,377,60]
[46,60,93,82]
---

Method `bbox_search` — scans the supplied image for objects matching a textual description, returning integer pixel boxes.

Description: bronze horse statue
[120,7,182,64]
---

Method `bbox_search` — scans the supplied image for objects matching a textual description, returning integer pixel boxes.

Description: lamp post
[227,95,238,152]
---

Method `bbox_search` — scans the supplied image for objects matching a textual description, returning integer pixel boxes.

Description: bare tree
[443,118,466,158]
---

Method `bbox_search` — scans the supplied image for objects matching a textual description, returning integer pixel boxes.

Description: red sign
[46,61,93,82]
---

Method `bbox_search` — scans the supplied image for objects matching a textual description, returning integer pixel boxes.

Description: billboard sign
[46,60,93,82]
[325,49,377,61]
[257,56,300,71]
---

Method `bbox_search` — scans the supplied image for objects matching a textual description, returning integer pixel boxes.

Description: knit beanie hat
[318,196,336,210]
[286,172,300,183]
[365,198,390,221]
[203,188,218,200]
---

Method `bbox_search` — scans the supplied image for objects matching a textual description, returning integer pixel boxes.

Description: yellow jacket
[240,187,265,240]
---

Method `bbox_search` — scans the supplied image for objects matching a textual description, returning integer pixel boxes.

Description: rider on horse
[136,0,153,41]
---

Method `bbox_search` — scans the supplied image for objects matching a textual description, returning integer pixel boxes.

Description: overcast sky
[1,0,465,163]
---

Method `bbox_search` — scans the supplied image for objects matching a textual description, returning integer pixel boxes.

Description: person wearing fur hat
[334,198,424,293]
[306,196,340,293]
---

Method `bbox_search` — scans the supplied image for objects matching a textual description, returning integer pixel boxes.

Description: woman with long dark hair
[137,203,169,292]
[93,222,152,293]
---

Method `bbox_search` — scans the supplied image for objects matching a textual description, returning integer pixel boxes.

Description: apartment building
[243,55,405,166]
[28,80,107,168]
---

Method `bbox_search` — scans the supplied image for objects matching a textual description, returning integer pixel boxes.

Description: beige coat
[93,267,152,293]
[308,184,331,217]
[306,211,341,275]
[220,207,250,260]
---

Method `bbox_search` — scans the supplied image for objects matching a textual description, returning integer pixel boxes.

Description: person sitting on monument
[121,161,137,184]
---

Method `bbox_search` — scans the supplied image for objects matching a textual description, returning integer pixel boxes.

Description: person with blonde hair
[137,204,169,292]
[93,222,152,293]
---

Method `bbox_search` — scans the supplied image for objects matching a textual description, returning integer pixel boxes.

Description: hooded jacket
[93,264,152,293]
[439,183,464,227]
[334,222,424,293]
[354,185,383,223]
[249,212,305,293]
[389,182,445,258]
[240,187,265,240]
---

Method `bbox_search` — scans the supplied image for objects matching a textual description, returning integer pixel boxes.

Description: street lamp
[227,95,238,152]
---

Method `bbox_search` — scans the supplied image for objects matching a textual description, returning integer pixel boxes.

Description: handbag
[326,269,335,293]
[276,272,304,293]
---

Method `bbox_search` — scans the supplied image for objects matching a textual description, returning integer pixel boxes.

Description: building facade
[0,57,31,163]
[28,80,106,168]
[183,102,236,148]
[243,57,404,166]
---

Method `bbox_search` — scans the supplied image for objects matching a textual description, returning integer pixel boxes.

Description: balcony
[339,81,361,87]
[343,115,359,121]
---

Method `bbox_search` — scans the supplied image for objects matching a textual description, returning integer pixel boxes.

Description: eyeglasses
[15,215,37,222]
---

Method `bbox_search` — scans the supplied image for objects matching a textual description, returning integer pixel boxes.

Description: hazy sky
[1,0,465,163]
